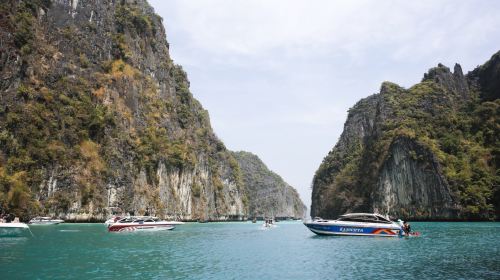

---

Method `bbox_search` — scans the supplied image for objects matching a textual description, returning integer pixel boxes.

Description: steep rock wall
[372,137,457,218]
[0,0,247,221]
[232,151,306,219]
[311,53,500,220]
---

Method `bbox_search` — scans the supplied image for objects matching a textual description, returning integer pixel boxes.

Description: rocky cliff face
[231,151,306,219]
[0,0,248,221]
[311,52,500,220]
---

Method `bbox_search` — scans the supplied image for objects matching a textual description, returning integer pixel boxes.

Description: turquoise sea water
[0,222,499,279]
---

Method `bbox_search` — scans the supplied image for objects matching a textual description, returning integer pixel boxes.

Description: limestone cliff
[231,151,306,219]
[311,52,500,220]
[0,0,248,221]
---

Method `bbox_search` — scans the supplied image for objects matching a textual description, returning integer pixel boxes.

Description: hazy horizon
[149,0,500,209]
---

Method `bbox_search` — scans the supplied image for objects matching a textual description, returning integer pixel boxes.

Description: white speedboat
[304,213,403,237]
[0,222,30,237]
[29,217,65,225]
[107,216,184,232]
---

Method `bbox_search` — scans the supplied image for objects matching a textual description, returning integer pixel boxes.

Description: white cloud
[157,0,500,63]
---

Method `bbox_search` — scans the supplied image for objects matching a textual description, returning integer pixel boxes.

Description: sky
[149,0,500,209]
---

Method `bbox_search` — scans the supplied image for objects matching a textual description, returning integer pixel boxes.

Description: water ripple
[0,222,499,279]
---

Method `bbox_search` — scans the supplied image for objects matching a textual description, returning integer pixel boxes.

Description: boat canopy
[337,213,392,224]
[117,216,160,223]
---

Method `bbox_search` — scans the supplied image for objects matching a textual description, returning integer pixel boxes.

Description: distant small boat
[304,213,403,237]
[262,223,276,229]
[262,218,276,229]
[0,222,30,237]
[107,216,184,232]
[29,217,65,225]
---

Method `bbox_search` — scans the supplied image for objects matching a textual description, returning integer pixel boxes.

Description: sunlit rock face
[0,0,247,221]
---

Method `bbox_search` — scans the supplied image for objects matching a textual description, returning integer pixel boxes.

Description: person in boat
[403,221,411,236]
[4,213,14,223]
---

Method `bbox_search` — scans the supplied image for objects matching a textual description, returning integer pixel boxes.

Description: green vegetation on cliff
[0,0,246,221]
[231,151,306,219]
[312,53,499,220]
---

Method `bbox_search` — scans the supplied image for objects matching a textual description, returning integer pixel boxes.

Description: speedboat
[107,216,184,232]
[29,217,65,225]
[304,213,403,237]
[0,222,31,237]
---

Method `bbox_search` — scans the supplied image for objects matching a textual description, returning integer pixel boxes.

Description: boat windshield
[117,216,160,223]
[337,214,392,224]
[118,218,133,223]
[32,217,51,221]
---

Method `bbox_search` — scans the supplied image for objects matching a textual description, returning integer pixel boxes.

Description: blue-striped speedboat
[304,213,403,237]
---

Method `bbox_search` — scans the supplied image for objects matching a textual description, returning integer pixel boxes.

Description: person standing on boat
[4,213,14,223]
[403,221,411,236]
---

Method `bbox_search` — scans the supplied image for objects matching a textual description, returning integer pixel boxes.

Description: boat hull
[29,217,65,225]
[29,221,64,225]
[304,223,401,237]
[0,223,30,237]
